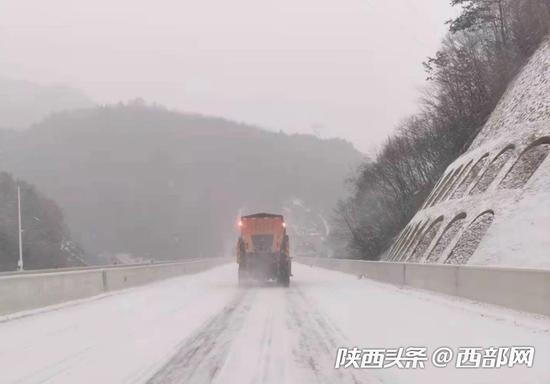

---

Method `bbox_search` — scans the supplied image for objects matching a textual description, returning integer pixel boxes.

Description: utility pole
[18,186,23,271]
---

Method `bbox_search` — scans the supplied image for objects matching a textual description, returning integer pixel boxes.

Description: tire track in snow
[286,282,382,384]
[145,289,253,384]
[250,305,275,384]
[147,278,382,384]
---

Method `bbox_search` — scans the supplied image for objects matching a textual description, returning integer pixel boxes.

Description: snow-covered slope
[385,38,550,269]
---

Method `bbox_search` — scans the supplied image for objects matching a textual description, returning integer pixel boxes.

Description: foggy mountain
[0,101,361,261]
[0,78,96,129]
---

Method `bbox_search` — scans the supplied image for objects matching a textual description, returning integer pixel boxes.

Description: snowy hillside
[385,38,550,269]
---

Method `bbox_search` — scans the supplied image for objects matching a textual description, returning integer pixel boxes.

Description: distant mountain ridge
[0,102,361,261]
[0,78,96,129]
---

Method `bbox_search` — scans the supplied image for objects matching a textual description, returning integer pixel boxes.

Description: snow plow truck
[236,213,292,287]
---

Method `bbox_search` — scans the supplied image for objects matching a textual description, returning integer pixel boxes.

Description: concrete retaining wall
[296,257,407,287]
[0,258,231,317]
[295,257,550,316]
[0,258,205,278]
[405,263,458,296]
[0,270,105,317]
[104,259,228,291]
[456,266,550,316]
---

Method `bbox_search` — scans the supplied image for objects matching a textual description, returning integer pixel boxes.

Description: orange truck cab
[236,213,291,287]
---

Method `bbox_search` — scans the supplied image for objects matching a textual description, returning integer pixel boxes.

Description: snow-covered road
[0,263,548,384]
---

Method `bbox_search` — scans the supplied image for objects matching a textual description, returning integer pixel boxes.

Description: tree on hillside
[333,0,550,260]
[447,0,549,56]
[447,0,509,46]
[0,172,75,271]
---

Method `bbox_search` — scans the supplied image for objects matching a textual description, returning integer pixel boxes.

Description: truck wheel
[279,270,290,288]
[283,273,290,287]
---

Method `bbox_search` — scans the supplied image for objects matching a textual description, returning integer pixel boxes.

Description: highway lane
[0,263,548,384]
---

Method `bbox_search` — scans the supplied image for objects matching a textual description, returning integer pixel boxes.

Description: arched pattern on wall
[435,164,464,205]
[443,160,473,202]
[422,175,448,209]
[421,175,447,210]
[470,145,515,195]
[393,221,423,261]
[425,213,467,263]
[499,137,550,189]
[388,225,412,261]
[428,170,455,208]
[399,220,429,262]
[407,216,444,263]
[445,211,495,265]
[450,154,489,200]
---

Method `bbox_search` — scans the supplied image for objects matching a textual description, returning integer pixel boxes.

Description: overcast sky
[0,0,456,153]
